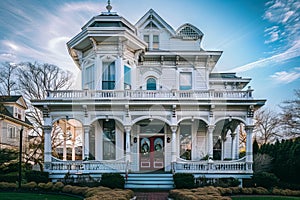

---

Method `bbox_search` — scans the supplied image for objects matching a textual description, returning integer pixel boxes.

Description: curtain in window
[102,62,115,90]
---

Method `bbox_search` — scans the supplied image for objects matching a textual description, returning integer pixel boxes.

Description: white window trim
[178,68,194,90]
[7,124,17,139]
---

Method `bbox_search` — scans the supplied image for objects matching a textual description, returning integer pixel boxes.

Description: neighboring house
[31,3,266,188]
[0,96,32,150]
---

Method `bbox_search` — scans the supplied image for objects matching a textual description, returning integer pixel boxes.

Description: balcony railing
[46,89,253,100]
[172,157,252,174]
[50,157,126,173]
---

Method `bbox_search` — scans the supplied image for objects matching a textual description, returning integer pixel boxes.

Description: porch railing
[173,157,252,174]
[46,89,253,100]
[50,157,126,173]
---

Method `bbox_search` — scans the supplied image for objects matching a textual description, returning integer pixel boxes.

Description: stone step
[124,173,174,190]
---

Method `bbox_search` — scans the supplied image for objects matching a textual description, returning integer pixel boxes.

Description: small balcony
[46,89,253,100]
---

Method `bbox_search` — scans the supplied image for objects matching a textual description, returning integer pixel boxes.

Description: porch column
[171,126,178,162]
[207,125,215,159]
[83,125,91,160]
[230,132,236,160]
[44,125,52,170]
[245,125,254,163]
[125,126,131,162]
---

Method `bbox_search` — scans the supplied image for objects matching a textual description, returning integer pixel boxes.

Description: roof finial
[106,0,112,13]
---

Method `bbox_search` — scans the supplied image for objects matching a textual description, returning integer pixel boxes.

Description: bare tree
[0,62,18,96]
[254,108,281,144]
[17,62,73,170]
[280,89,300,137]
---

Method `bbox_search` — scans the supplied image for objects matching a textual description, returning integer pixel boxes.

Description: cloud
[230,39,300,73]
[263,0,300,46]
[0,1,101,72]
[230,0,300,73]
[264,26,280,44]
[270,68,300,83]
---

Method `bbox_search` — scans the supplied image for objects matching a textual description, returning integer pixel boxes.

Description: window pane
[180,72,192,90]
[143,35,149,43]
[86,65,95,89]
[102,62,116,90]
[153,35,159,50]
[124,65,131,89]
[146,78,156,90]
[180,125,192,160]
[103,120,116,160]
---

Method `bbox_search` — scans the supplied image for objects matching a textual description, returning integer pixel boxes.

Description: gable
[135,9,176,36]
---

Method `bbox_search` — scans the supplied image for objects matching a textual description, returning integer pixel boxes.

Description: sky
[0,0,299,110]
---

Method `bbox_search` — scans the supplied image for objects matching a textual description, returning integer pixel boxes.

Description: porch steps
[124,173,174,190]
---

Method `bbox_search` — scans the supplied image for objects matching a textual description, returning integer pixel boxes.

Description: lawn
[0,192,82,200]
[232,196,300,200]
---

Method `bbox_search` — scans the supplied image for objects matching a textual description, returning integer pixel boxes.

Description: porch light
[105,115,109,122]
[191,116,194,122]
[229,116,232,122]
[167,137,171,143]
[133,137,137,143]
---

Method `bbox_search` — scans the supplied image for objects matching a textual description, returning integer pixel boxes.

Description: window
[180,125,192,160]
[7,125,17,139]
[85,65,95,89]
[143,35,150,49]
[102,62,116,90]
[124,65,131,89]
[146,78,156,90]
[180,72,192,90]
[153,35,159,50]
[14,107,23,120]
[103,120,116,160]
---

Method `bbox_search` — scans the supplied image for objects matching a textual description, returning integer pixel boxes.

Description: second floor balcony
[45,89,254,101]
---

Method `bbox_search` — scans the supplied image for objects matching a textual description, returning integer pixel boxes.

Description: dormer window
[153,35,159,50]
[144,35,150,49]
[14,107,24,120]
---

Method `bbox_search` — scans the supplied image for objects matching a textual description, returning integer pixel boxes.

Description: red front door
[140,136,164,170]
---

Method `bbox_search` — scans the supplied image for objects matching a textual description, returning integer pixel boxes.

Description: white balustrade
[49,157,126,172]
[173,157,252,173]
[46,90,252,100]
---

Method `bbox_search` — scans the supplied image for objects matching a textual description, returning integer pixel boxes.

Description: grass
[0,192,82,200]
[232,196,300,200]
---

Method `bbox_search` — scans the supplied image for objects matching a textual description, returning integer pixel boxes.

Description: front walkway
[134,192,169,200]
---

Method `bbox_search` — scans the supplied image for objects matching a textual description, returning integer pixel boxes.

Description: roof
[0,96,32,127]
[0,95,22,103]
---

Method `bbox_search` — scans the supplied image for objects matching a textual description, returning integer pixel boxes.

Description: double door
[140,136,164,170]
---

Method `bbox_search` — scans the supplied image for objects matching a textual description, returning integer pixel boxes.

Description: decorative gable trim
[135,9,176,36]
[176,23,204,40]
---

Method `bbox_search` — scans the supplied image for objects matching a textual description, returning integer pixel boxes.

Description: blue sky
[0,0,299,109]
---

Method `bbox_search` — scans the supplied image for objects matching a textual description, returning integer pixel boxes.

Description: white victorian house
[32,3,265,188]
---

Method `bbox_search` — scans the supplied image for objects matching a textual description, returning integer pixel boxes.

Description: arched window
[146,78,156,90]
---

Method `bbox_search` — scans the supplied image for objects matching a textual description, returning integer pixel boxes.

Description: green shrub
[100,173,125,189]
[25,171,49,183]
[173,173,195,189]
[52,181,64,191]
[252,172,279,189]
[0,173,18,183]
[62,184,74,193]
[0,182,17,189]
[22,181,37,190]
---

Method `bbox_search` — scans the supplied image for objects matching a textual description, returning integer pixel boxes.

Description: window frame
[102,61,116,90]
